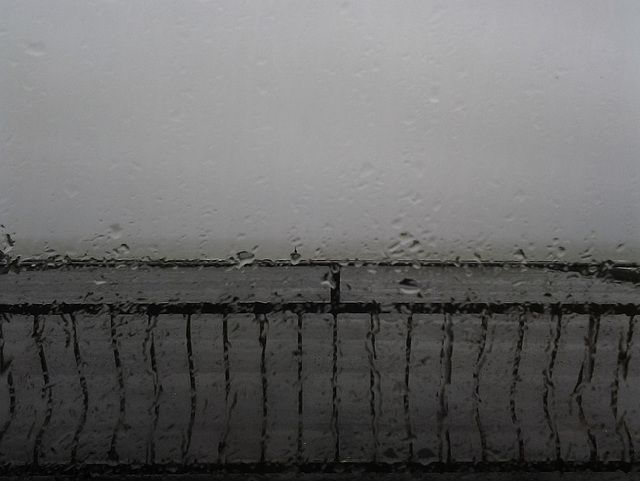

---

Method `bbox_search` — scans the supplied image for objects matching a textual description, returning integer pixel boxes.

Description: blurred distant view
[1,2,639,263]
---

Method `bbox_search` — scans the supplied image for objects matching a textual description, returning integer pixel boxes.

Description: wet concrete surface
[0,262,637,305]
[0,263,639,474]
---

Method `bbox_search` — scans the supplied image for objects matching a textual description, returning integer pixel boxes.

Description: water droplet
[417,447,436,460]
[25,41,46,57]
[428,84,440,104]
[169,106,183,122]
[580,247,594,262]
[64,182,81,198]
[513,248,527,262]
[399,286,421,296]
[383,448,397,460]
[290,247,301,265]
[388,231,424,259]
[114,243,130,256]
[321,272,336,289]
[1,230,15,257]
[235,249,255,268]
[109,223,123,240]
[359,160,375,179]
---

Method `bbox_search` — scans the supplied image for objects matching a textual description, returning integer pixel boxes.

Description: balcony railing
[0,261,638,475]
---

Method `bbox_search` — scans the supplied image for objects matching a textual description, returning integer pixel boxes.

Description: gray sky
[1,1,639,262]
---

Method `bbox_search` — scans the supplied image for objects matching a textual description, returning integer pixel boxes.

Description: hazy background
[1,1,639,262]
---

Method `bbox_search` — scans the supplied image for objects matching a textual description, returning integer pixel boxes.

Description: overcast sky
[1,1,639,262]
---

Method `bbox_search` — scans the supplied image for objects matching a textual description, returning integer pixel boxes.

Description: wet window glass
[1,2,638,263]
[1,3,639,477]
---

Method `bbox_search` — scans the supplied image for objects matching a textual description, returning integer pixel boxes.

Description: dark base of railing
[1,461,639,476]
